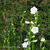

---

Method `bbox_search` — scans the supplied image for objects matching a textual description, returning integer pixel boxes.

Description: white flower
[32,39,38,42]
[30,6,38,14]
[24,38,28,41]
[31,27,39,34]
[25,21,30,24]
[30,21,34,24]
[41,37,45,42]
[22,42,28,48]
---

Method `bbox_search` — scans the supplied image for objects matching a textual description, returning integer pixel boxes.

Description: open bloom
[31,27,39,34]
[22,42,28,48]
[41,37,45,42]
[30,6,38,14]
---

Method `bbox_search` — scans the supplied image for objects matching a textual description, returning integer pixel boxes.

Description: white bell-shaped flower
[31,27,39,34]
[41,37,45,42]
[30,6,38,14]
[22,42,28,48]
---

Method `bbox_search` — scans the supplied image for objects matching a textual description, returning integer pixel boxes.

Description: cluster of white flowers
[22,42,28,48]
[22,6,46,48]
[25,6,39,34]
[30,6,39,34]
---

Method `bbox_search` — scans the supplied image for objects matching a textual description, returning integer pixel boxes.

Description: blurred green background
[0,0,50,50]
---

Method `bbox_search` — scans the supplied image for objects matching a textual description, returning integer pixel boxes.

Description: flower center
[33,28,36,31]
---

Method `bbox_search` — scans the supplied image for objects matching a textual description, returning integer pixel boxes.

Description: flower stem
[7,31,10,50]
[40,42,43,50]
[20,12,25,50]
[32,42,34,50]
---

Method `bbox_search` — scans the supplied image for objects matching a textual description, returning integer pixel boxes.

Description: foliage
[0,0,50,50]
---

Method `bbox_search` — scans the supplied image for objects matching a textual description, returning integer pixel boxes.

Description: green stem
[11,23,16,50]
[11,48,13,50]
[13,31,16,46]
[8,48,10,50]
[20,23,24,50]
[32,42,34,50]
[20,12,25,50]
[7,32,10,50]
[3,32,6,50]
[34,13,38,25]
[40,42,43,50]
[21,31,22,50]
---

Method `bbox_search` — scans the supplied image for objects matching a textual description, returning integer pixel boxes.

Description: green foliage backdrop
[0,0,50,50]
